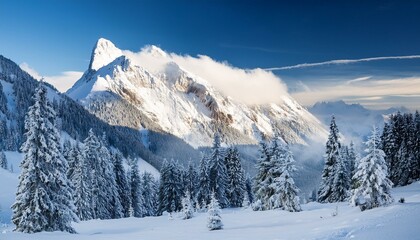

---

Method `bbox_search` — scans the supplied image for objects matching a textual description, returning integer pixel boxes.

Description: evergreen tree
[414,111,420,180]
[207,193,223,231]
[253,138,272,210]
[181,190,194,220]
[318,116,346,203]
[277,144,301,212]
[330,154,350,201]
[12,84,77,233]
[197,155,211,206]
[224,146,245,207]
[99,137,123,219]
[82,129,100,219]
[113,152,131,218]
[348,141,357,181]
[245,175,254,204]
[129,158,145,217]
[184,161,198,205]
[72,144,93,221]
[158,159,183,214]
[208,133,229,208]
[0,151,7,170]
[140,172,158,217]
[351,126,393,211]
[67,143,81,186]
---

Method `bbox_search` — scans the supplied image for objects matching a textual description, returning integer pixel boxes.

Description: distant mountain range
[308,100,410,143]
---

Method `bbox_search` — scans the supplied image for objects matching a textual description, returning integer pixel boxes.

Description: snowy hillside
[2,179,419,239]
[0,151,158,224]
[67,38,327,148]
[309,100,409,143]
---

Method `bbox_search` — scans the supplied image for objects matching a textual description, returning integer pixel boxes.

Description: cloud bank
[122,46,289,105]
[266,55,420,71]
[291,76,420,110]
[19,63,83,92]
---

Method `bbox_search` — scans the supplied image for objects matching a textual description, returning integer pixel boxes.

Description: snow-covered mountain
[67,38,327,148]
[309,100,410,143]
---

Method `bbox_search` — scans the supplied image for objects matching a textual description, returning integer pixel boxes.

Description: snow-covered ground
[2,178,419,239]
[0,151,159,224]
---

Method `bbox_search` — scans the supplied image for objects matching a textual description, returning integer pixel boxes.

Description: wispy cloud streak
[265,55,420,71]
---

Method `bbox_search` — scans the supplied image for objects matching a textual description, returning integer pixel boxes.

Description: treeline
[381,111,420,186]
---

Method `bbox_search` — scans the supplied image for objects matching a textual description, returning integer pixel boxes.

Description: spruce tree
[224,146,245,207]
[113,152,131,218]
[129,158,145,217]
[82,129,100,219]
[253,138,272,210]
[158,159,183,214]
[12,84,77,233]
[318,116,346,203]
[197,155,211,206]
[140,172,158,217]
[184,161,198,205]
[73,143,93,221]
[208,133,229,208]
[350,126,393,211]
[181,190,194,220]
[207,193,223,231]
[98,137,123,219]
[0,150,7,170]
[277,144,301,212]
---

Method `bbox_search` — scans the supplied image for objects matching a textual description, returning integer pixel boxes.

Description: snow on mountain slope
[2,182,420,239]
[67,39,327,147]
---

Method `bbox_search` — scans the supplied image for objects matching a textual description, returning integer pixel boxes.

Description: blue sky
[1,0,419,109]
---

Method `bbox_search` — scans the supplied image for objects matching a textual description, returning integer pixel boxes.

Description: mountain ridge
[67,38,328,148]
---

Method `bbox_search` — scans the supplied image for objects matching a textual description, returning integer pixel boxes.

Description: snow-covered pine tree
[12,84,77,233]
[67,143,81,186]
[253,138,273,210]
[140,172,158,217]
[350,126,393,211]
[207,193,223,230]
[208,133,229,208]
[113,152,131,218]
[82,129,100,219]
[330,154,350,201]
[414,111,420,180]
[245,175,254,204]
[277,144,301,212]
[98,135,123,219]
[348,141,357,179]
[197,155,211,206]
[129,158,145,217]
[72,143,93,221]
[62,139,72,163]
[224,146,245,207]
[181,190,194,219]
[318,115,345,203]
[158,159,183,214]
[0,150,7,170]
[184,161,198,205]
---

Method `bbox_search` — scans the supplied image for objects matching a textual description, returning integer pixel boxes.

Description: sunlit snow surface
[1,164,420,240]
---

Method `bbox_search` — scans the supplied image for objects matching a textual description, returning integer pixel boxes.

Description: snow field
[2,182,420,240]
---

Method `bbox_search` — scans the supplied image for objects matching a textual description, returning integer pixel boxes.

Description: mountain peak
[142,45,167,58]
[88,38,123,71]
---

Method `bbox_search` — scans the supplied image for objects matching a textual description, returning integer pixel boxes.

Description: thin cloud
[265,55,420,71]
[19,62,83,92]
[291,76,420,110]
[346,76,372,85]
